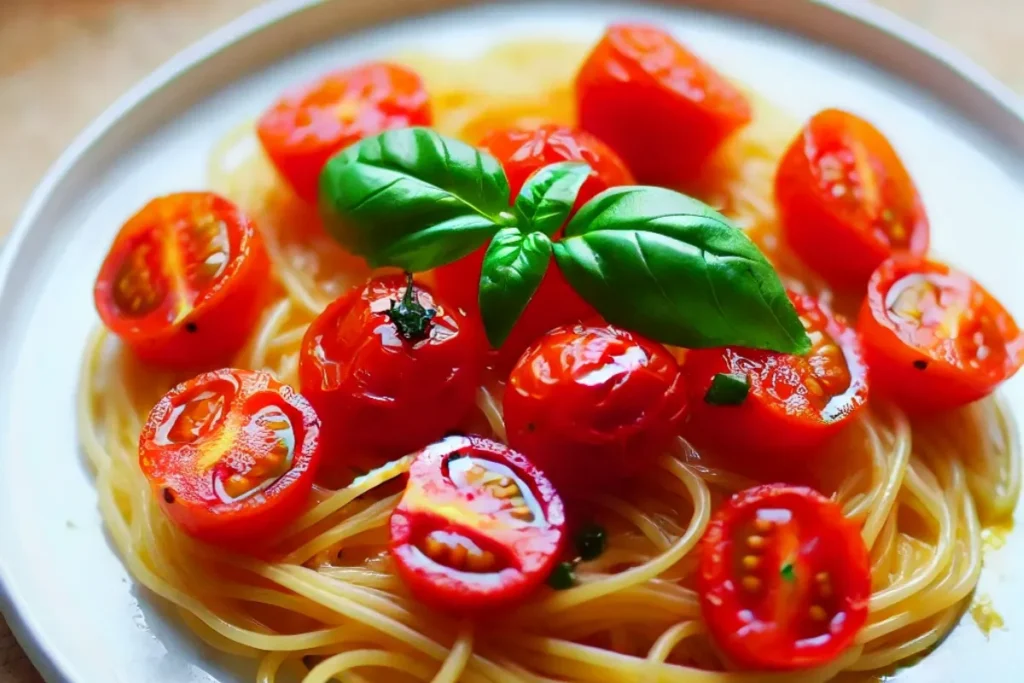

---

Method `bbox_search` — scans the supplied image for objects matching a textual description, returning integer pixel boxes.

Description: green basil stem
[386,273,435,342]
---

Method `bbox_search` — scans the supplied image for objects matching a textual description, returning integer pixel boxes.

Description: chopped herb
[780,562,796,583]
[705,373,750,405]
[547,561,576,590]
[575,523,607,561]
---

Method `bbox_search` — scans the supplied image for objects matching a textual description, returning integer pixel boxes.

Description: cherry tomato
[775,109,929,287]
[504,324,687,492]
[389,435,566,612]
[298,275,483,483]
[257,62,431,202]
[432,125,632,370]
[94,193,270,369]
[575,24,752,186]
[698,484,870,670]
[684,292,868,458]
[139,368,322,545]
[858,257,1023,413]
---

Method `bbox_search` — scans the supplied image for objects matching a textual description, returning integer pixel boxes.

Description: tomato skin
[432,125,633,370]
[858,257,1024,413]
[94,193,270,369]
[257,62,431,202]
[139,368,322,545]
[504,324,687,493]
[683,292,868,458]
[575,24,752,186]
[298,276,484,481]
[389,436,566,612]
[775,109,929,288]
[698,484,870,670]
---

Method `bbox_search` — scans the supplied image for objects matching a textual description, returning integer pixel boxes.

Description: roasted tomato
[432,125,632,370]
[504,324,687,492]
[684,292,867,458]
[698,484,870,670]
[139,368,321,544]
[257,62,431,202]
[389,436,566,611]
[858,257,1023,413]
[94,193,270,369]
[298,275,483,483]
[575,24,752,186]
[775,109,929,287]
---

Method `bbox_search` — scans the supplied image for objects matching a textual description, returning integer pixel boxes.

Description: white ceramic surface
[1,1,1022,681]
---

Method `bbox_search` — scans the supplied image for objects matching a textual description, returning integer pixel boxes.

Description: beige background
[0,0,1022,681]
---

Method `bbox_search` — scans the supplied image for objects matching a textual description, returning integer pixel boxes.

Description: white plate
[1,1,1022,681]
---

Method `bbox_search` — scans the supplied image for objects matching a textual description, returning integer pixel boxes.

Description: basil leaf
[318,127,514,271]
[553,186,811,354]
[479,227,552,348]
[705,373,750,405]
[514,162,592,237]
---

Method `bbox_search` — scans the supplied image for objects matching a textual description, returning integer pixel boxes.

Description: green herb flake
[575,523,607,562]
[704,373,750,406]
[780,562,796,583]
[547,561,576,590]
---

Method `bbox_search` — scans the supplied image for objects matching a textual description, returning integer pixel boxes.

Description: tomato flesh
[698,484,870,670]
[257,62,431,202]
[858,257,1023,412]
[94,193,270,369]
[775,109,929,287]
[389,436,566,611]
[139,368,322,545]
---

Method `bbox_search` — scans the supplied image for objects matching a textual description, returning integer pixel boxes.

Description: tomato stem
[387,273,436,342]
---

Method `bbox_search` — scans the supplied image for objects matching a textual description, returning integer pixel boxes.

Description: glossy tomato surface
[389,436,566,612]
[858,257,1023,412]
[504,324,687,492]
[93,192,270,369]
[575,24,751,186]
[298,275,483,483]
[139,368,322,545]
[257,62,431,202]
[432,125,633,370]
[775,109,929,288]
[698,484,870,670]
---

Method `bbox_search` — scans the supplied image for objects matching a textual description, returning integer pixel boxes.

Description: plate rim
[1,0,1021,681]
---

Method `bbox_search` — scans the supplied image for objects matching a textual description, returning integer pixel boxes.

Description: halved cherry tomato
[432,125,632,370]
[257,62,431,202]
[683,292,868,457]
[504,324,687,492]
[858,257,1023,413]
[775,109,929,287]
[389,435,566,611]
[298,275,483,484]
[94,193,270,369]
[139,368,322,545]
[699,484,870,670]
[575,24,752,186]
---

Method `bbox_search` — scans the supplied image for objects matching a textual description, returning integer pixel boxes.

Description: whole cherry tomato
[698,484,870,670]
[775,109,929,288]
[389,436,566,612]
[504,324,687,492]
[298,275,483,483]
[683,292,868,457]
[94,192,270,369]
[858,257,1023,413]
[257,62,431,202]
[432,125,633,370]
[139,368,322,545]
[575,24,752,186]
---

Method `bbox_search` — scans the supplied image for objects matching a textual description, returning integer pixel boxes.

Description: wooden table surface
[1,0,1021,681]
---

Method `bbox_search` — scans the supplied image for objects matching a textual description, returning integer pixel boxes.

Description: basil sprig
[318,128,811,355]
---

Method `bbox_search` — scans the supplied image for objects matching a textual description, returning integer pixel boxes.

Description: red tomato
[858,257,1023,413]
[699,484,870,670]
[93,193,270,369]
[298,275,483,483]
[257,63,431,202]
[389,435,566,612]
[504,324,687,492]
[683,292,868,457]
[575,24,752,186]
[139,368,322,545]
[775,109,929,287]
[432,125,633,370]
